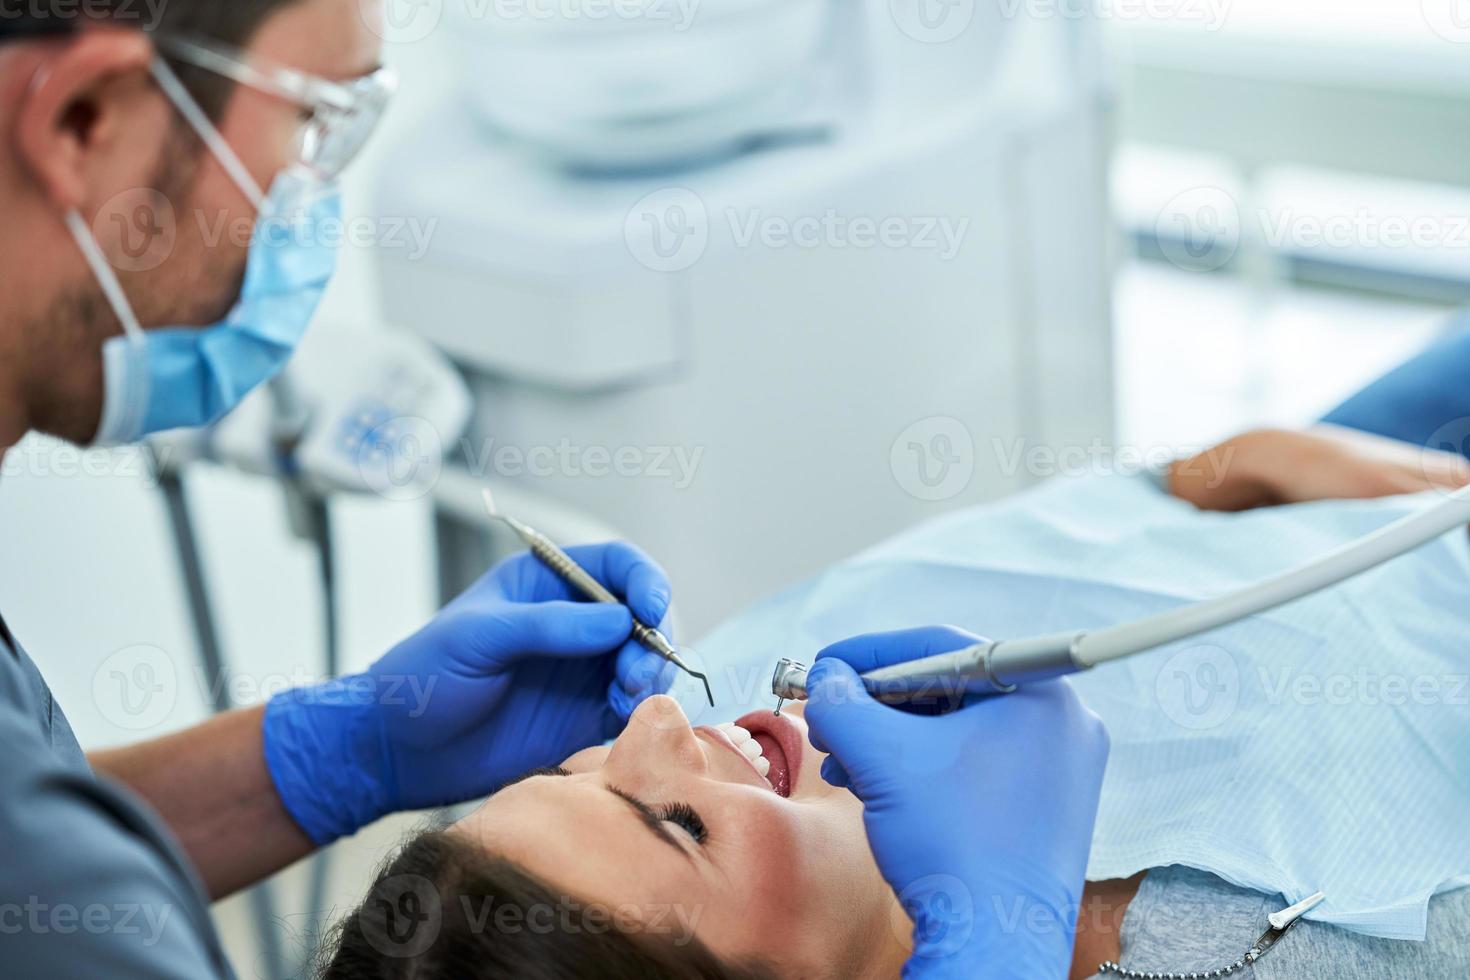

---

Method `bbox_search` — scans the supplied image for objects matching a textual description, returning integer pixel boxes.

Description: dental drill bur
[481,489,714,707]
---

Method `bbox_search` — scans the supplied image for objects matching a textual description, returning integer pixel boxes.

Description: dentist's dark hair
[0,0,307,117]
[318,830,778,980]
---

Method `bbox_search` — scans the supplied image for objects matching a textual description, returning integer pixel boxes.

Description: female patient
[324,693,1112,979]
[318,426,1470,979]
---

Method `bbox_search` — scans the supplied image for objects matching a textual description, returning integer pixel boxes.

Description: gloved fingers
[814,625,986,674]
[475,600,633,662]
[605,662,673,724]
[606,679,637,726]
[803,656,909,764]
[479,542,672,628]
[561,541,673,627]
[601,700,625,741]
[1004,679,1111,764]
[614,643,675,699]
[819,756,851,789]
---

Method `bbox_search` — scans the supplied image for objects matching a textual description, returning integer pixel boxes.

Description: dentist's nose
[606,694,708,777]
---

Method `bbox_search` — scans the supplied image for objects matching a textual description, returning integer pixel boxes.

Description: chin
[189,284,244,326]
[174,250,248,326]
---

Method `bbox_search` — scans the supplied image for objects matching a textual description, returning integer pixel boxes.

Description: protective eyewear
[155,33,396,182]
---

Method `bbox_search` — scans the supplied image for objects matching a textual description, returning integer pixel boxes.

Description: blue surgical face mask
[65,58,341,446]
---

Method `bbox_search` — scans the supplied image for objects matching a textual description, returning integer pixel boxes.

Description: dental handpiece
[771,481,1470,712]
[481,490,714,707]
[770,635,1072,712]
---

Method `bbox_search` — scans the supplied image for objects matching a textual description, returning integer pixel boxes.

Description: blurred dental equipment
[770,482,1470,710]
[196,325,472,499]
[481,489,715,707]
[381,0,1114,634]
[450,0,839,171]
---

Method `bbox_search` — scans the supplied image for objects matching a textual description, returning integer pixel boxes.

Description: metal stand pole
[158,469,289,980]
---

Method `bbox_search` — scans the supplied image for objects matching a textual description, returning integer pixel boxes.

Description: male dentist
[0,1,675,973]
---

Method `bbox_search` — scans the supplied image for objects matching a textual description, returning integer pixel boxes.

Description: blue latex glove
[263,542,676,844]
[805,626,1109,980]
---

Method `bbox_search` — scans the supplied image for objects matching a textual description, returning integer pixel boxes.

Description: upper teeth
[716,722,771,779]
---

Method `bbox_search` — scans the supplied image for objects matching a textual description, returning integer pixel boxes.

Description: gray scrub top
[0,612,232,978]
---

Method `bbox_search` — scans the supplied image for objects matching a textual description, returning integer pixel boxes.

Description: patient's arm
[1169,425,1470,512]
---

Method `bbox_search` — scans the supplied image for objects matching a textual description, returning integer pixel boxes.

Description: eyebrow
[497,765,571,790]
[500,765,695,864]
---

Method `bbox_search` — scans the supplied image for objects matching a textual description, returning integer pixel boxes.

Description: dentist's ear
[14,27,168,213]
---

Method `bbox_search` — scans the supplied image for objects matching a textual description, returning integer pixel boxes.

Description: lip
[734,709,804,798]
[695,725,773,790]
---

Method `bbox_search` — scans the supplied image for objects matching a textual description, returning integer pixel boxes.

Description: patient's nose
[606,694,708,777]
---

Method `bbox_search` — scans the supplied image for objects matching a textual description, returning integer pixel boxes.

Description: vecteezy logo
[890,0,975,43]
[1156,643,1240,730]
[351,411,444,501]
[1422,417,1470,492]
[624,188,710,272]
[92,645,178,731]
[891,875,974,957]
[1155,186,1240,273]
[890,416,975,501]
[362,874,442,958]
[94,188,176,273]
[361,0,444,43]
[1423,0,1470,43]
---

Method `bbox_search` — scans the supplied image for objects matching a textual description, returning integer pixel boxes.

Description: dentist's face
[21,0,383,442]
[152,0,383,328]
[453,696,905,980]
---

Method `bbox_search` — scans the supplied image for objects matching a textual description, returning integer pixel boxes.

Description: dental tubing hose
[772,483,1470,709]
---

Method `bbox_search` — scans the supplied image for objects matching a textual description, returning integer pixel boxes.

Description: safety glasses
[154,34,397,182]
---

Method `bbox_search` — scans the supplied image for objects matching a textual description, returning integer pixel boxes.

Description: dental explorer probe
[771,482,1470,711]
[481,489,715,707]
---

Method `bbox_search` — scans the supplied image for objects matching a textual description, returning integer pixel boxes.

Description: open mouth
[731,709,804,797]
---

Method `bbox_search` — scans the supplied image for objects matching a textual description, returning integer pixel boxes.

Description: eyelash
[656,802,708,845]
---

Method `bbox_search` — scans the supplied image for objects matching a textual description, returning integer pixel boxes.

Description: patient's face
[453,695,902,979]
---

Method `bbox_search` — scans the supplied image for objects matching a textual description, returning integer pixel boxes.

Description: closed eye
[608,786,707,862]
[496,766,707,861]
[653,801,708,845]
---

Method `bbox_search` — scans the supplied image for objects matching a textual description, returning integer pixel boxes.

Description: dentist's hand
[262,543,676,844]
[805,627,1109,980]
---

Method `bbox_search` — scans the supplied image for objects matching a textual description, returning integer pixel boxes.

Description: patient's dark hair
[318,830,778,980]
